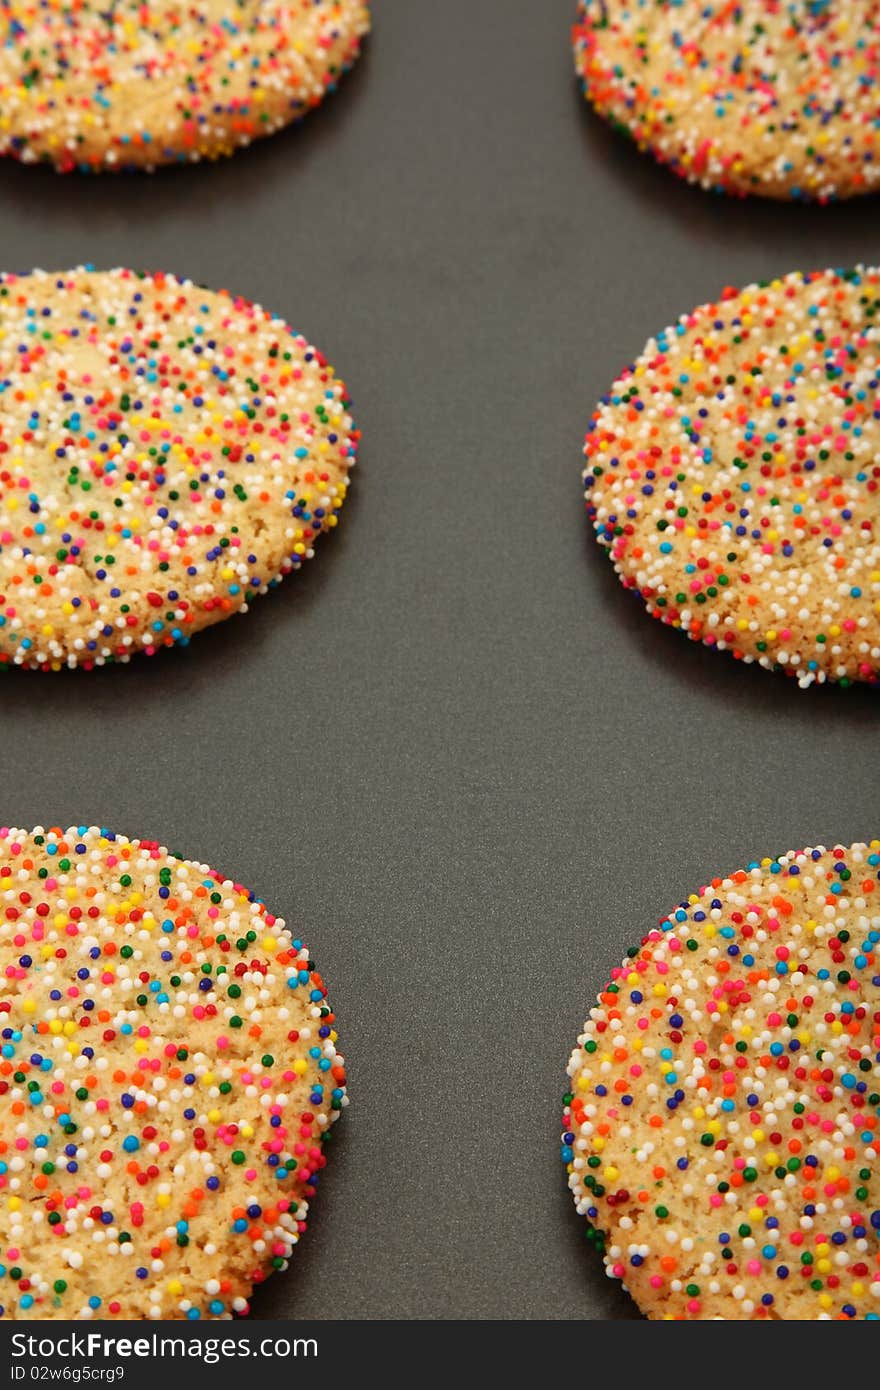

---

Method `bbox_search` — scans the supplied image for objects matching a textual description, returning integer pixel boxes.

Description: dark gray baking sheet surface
[0,0,877,1321]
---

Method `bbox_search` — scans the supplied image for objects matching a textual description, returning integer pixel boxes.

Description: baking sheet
[0,0,877,1320]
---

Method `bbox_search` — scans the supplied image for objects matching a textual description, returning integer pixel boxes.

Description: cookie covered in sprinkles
[567,839,880,1317]
[562,841,880,1320]
[573,0,880,200]
[0,267,357,670]
[0,825,348,1320]
[0,1,370,172]
[584,267,880,687]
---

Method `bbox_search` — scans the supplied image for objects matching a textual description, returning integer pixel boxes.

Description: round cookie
[562,841,880,1320]
[0,267,357,670]
[573,1,880,201]
[0,1,370,172]
[583,267,880,688]
[0,825,347,1320]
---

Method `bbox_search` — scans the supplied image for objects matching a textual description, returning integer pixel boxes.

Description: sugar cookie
[574,1,880,200]
[584,267,880,687]
[563,840,880,1319]
[0,267,357,670]
[0,825,347,1319]
[0,1,370,171]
